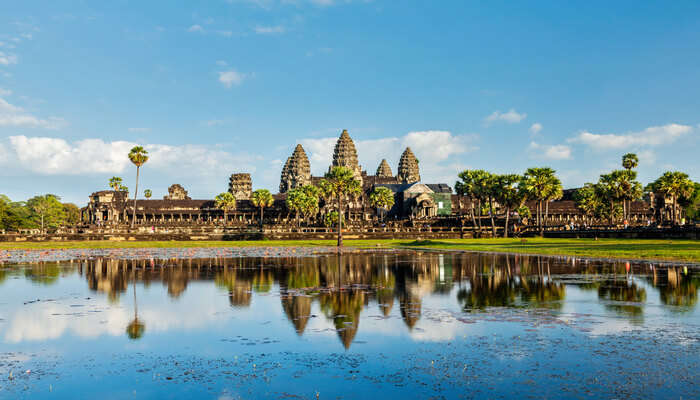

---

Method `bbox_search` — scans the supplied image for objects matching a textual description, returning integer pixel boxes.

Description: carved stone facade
[229,173,252,200]
[397,147,420,184]
[279,144,312,193]
[164,184,191,200]
[376,159,393,178]
[330,129,363,184]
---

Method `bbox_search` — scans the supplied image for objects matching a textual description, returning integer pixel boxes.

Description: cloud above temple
[568,123,692,150]
[0,97,66,129]
[300,130,477,184]
[528,142,572,160]
[484,109,527,125]
[3,135,257,177]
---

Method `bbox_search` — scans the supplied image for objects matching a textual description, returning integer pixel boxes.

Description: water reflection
[0,252,698,349]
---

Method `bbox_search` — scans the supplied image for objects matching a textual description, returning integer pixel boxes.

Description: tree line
[0,194,80,232]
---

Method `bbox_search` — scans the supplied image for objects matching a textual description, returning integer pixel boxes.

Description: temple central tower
[330,129,363,184]
[280,144,312,193]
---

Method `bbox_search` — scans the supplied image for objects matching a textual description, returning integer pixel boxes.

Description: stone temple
[279,144,311,193]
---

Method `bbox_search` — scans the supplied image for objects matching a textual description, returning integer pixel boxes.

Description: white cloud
[254,25,285,34]
[0,88,11,96]
[128,127,150,133]
[529,122,542,135]
[4,136,256,177]
[485,109,527,125]
[218,69,245,88]
[528,142,572,160]
[0,51,18,65]
[187,24,204,33]
[300,130,477,184]
[0,98,66,129]
[568,123,692,150]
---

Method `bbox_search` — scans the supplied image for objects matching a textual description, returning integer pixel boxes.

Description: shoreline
[0,238,698,265]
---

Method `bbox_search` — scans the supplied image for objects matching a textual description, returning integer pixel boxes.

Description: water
[0,250,698,399]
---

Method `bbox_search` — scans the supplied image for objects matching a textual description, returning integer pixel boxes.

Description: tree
[521,167,562,236]
[369,187,395,222]
[681,182,700,221]
[215,192,237,224]
[455,170,480,228]
[324,211,343,228]
[128,146,149,228]
[126,280,145,340]
[62,203,81,225]
[622,153,639,171]
[573,183,600,224]
[251,189,275,230]
[27,194,66,233]
[597,171,625,224]
[320,166,362,247]
[144,189,152,199]
[109,176,123,191]
[286,185,320,226]
[493,174,525,238]
[647,171,695,224]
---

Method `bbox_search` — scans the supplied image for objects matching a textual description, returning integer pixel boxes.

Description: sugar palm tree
[251,189,274,230]
[455,170,479,228]
[369,187,395,222]
[144,189,152,199]
[128,146,149,228]
[647,171,695,224]
[321,166,362,247]
[215,192,237,224]
[493,174,525,238]
[521,167,561,236]
[109,176,123,191]
[126,280,145,340]
[622,153,638,171]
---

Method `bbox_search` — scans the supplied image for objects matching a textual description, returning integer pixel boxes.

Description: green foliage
[622,153,639,171]
[286,185,320,222]
[682,183,700,220]
[324,211,343,227]
[144,189,152,199]
[214,192,237,218]
[517,205,531,220]
[109,176,123,191]
[62,203,81,225]
[369,187,395,210]
[646,171,695,223]
[493,174,526,211]
[251,189,274,209]
[27,194,66,231]
[128,146,149,167]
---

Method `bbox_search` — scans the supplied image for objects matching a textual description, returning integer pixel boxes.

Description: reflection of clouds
[3,285,231,343]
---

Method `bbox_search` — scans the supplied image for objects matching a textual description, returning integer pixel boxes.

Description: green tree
[455,170,481,228]
[320,166,362,247]
[324,210,343,228]
[62,203,81,225]
[573,183,600,224]
[251,189,275,230]
[27,194,66,233]
[286,185,320,226]
[215,192,237,224]
[681,182,700,221]
[622,153,639,171]
[0,197,33,231]
[493,174,525,237]
[144,189,152,199]
[521,167,562,236]
[647,171,695,224]
[369,187,395,222]
[109,176,123,191]
[128,146,149,228]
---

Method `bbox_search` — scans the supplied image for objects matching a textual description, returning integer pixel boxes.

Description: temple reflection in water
[9,252,698,349]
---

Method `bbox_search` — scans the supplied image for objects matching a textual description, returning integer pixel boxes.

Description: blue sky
[1,0,699,205]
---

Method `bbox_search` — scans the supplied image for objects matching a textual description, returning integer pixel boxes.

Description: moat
[0,251,698,399]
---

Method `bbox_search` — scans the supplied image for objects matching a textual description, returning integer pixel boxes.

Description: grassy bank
[0,238,698,263]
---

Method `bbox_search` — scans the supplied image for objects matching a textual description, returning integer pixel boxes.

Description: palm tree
[109,176,123,191]
[472,170,493,232]
[285,188,305,227]
[573,183,600,224]
[597,171,625,224]
[321,166,362,247]
[215,192,237,224]
[647,171,695,224]
[622,153,638,171]
[455,170,479,228]
[521,167,561,236]
[493,174,525,238]
[144,189,152,199]
[128,146,149,228]
[369,187,395,222]
[251,189,274,230]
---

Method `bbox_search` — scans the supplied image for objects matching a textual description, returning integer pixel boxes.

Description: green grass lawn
[0,238,698,263]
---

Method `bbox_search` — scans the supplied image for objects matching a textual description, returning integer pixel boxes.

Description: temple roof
[376,159,393,178]
[280,144,311,193]
[397,147,420,184]
[331,130,362,180]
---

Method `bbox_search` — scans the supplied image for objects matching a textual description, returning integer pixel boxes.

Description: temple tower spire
[397,147,420,184]
[279,144,311,193]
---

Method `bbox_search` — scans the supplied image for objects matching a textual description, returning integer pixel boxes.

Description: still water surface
[0,251,698,399]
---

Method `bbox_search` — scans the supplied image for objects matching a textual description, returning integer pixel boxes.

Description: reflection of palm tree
[659,268,698,311]
[598,279,646,318]
[126,280,145,340]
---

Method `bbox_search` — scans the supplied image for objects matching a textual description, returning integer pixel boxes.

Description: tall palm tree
[109,176,123,191]
[493,174,525,238]
[455,170,479,228]
[521,167,561,236]
[321,166,362,247]
[128,146,149,228]
[215,192,237,224]
[144,189,152,199]
[285,188,305,227]
[251,189,274,230]
[369,186,395,222]
[622,153,639,171]
[647,171,695,224]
